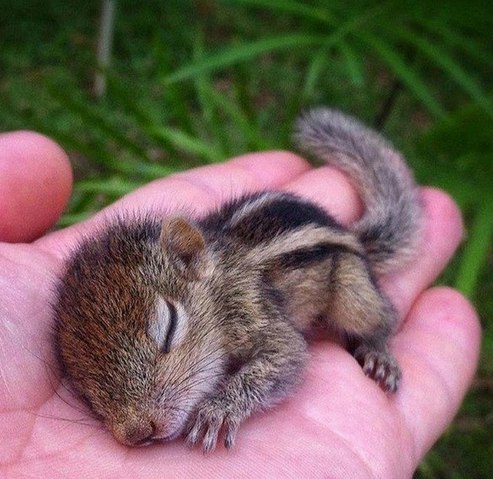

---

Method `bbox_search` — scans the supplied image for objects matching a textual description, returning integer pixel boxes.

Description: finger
[106,151,310,217]
[394,287,481,461]
[0,131,72,243]
[38,151,310,257]
[381,188,464,317]
[283,165,363,225]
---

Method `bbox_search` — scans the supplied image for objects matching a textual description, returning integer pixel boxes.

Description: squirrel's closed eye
[148,297,186,353]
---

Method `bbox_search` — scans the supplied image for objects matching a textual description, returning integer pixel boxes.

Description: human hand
[0,132,480,478]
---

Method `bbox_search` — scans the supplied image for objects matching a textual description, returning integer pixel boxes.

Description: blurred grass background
[1,0,492,476]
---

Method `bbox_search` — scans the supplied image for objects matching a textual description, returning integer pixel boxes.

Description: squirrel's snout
[112,419,158,447]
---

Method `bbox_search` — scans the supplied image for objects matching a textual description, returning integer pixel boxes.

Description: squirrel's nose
[114,420,157,446]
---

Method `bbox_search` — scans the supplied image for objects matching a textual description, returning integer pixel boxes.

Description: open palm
[1,132,479,478]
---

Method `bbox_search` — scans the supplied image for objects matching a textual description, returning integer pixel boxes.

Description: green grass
[2,1,492,476]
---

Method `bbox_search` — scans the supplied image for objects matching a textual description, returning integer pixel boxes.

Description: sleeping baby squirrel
[54,108,422,453]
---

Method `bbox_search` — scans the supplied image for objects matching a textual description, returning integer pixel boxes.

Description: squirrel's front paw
[354,345,401,393]
[186,398,242,453]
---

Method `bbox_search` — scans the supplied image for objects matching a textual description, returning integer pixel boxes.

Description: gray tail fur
[293,108,422,274]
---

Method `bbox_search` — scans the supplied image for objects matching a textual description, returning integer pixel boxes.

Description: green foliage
[416,104,493,299]
[1,1,492,477]
[413,101,493,479]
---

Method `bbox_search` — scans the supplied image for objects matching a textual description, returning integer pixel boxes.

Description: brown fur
[54,108,421,452]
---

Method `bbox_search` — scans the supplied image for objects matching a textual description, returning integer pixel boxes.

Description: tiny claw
[202,418,222,454]
[186,420,204,447]
[355,345,402,393]
[202,432,219,454]
[384,367,401,393]
[224,416,240,449]
[374,362,386,381]
[224,426,238,450]
[186,432,199,448]
[186,398,245,452]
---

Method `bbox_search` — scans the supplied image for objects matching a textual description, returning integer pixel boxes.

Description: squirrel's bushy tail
[294,108,422,274]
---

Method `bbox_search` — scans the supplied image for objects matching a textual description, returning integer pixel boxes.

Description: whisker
[24,409,97,428]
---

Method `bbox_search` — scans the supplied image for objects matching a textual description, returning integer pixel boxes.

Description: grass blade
[205,81,272,154]
[455,193,493,298]
[192,32,229,156]
[390,27,493,117]
[302,46,331,99]
[358,32,446,119]
[76,178,142,195]
[302,1,396,98]
[46,83,149,161]
[105,73,158,129]
[338,41,365,87]
[419,19,493,66]
[221,0,335,24]
[162,34,327,85]
[42,127,177,179]
[150,127,222,163]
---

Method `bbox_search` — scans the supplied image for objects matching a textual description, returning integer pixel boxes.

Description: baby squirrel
[54,108,422,452]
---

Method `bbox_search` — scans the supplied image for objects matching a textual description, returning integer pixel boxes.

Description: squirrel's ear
[160,217,205,276]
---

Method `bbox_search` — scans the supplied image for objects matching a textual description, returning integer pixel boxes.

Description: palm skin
[0,132,480,478]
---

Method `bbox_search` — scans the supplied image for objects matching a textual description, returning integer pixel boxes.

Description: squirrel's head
[54,217,225,446]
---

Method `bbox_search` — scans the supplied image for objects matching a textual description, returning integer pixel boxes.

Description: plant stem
[456,192,493,298]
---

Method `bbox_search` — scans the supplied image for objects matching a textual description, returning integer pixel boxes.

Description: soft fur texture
[54,108,422,452]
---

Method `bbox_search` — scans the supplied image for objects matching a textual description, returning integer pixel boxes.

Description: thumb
[0,131,72,243]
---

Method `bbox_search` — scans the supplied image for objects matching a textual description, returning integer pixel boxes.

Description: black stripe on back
[201,192,341,247]
[274,243,350,270]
